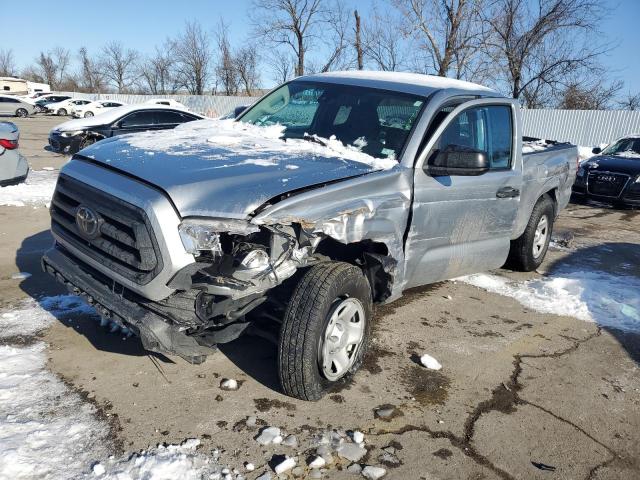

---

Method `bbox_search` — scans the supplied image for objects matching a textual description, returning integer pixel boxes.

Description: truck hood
[76,119,396,218]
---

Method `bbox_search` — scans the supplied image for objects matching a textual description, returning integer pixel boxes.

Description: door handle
[496,187,520,198]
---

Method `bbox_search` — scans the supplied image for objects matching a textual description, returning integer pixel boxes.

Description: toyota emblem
[75,205,100,238]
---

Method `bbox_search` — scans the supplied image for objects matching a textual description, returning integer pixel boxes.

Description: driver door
[404,98,521,288]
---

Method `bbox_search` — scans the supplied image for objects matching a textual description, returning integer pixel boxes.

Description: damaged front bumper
[42,245,259,363]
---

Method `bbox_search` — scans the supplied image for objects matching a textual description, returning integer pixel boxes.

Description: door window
[118,111,157,128]
[430,105,513,170]
[156,110,188,124]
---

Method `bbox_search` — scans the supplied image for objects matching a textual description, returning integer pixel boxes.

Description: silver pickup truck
[42,72,577,400]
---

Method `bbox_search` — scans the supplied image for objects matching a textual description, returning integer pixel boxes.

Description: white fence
[57,92,640,146]
[56,92,255,118]
[521,109,640,146]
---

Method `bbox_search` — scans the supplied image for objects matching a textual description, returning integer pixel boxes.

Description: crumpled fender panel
[251,167,414,300]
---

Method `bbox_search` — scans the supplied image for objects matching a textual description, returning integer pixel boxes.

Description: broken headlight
[178,220,223,256]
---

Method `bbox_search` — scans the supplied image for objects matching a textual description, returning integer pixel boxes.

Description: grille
[587,172,629,198]
[50,175,162,284]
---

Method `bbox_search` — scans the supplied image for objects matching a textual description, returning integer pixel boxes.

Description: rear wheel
[84,111,94,118]
[507,195,554,271]
[15,108,28,118]
[278,262,373,401]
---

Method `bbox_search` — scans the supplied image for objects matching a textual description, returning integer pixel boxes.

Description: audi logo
[597,175,617,183]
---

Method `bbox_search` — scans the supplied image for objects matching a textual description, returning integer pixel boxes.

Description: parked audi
[48,104,204,154]
[0,122,28,186]
[573,135,640,207]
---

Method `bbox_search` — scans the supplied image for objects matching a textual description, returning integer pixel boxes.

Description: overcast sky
[5,0,640,93]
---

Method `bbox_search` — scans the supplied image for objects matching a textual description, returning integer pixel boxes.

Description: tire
[34,105,43,113]
[57,108,67,116]
[507,195,555,271]
[84,111,94,118]
[278,262,373,401]
[15,108,28,118]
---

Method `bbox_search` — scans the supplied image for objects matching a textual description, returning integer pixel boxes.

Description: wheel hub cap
[320,297,365,381]
[533,215,549,258]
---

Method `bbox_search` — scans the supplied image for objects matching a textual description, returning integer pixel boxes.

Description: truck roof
[299,71,502,98]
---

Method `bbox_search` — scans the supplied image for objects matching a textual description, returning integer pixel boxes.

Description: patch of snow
[419,353,442,370]
[336,443,367,462]
[461,268,640,332]
[10,272,31,280]
[0,170,57,208]
[274,457,296,475]
[244,462,255,471]
[352,431,364,443]
[255,426,281,445]
[362,465,386,479]
[0,297,231,479]
[123,118,397,170]
[615,150,640,158]
[308,456,326,468]
[522,139,549,154]
[219,378,239,391]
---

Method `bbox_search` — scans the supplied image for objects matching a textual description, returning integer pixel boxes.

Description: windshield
[239,81,425,160]
[601,137,640,158]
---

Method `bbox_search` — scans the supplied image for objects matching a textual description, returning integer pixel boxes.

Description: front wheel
[84,111,94,118]
[57,108,67,116]
[15,108,28,118]
[507,195,555,271]
[278,262,373,401]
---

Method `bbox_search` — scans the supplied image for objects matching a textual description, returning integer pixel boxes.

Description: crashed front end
[42,158,411,363]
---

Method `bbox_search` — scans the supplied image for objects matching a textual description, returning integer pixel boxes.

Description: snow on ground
[0,297,230,480]
[462,267,640,332]
[0,170,57,208]
[121,118,397,170]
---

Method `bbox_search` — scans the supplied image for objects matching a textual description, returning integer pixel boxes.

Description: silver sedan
[0,122,28,186]
[0,95,36,118]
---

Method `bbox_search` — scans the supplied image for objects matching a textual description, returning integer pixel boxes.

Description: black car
[573,135,640,207]
[34,95,72,113]
[48,105,203,154]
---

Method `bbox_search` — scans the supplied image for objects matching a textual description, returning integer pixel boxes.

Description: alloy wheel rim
[532,215,549,258]
[320,297,366,381]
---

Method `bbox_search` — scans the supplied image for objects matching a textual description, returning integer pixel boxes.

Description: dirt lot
[1,115,639,479]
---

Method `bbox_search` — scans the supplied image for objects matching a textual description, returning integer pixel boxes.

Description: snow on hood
[77,119,398,218]
[123,118,397,170]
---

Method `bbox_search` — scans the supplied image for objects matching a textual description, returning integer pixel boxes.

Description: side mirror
[233,105,249,118]
[426,145,490,176]
[592,147,602,154]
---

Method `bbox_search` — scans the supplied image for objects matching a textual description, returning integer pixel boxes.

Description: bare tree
[138,45,176,94]
[268,50,295,84]
[101,42,139,93]
[557,79,622,110]
[484,0,606,103]
[171,21,213,94]
[395,0,486,77]
[318,1,352,72]
[354,10,364,70]
[0,48,16,77]
[215,21,240,95]
[78,47,106,92]
[34,47,71,89]
[617,92,640,111]
[234,45,261,95]
[251,0,323,76]
[362,5,408,71]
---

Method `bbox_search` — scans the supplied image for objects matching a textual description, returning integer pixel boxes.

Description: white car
[144,98,188,109]
[0,122,28,186]
[46,98,92,116]
[72,100,126,118]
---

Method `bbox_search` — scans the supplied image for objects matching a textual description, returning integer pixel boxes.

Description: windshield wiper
[300,134,327,147]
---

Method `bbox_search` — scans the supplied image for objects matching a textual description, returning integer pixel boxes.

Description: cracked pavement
[1,116,639,479]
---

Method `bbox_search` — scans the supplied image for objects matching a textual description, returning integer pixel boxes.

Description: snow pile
[0,297,232,479]
[522,138,550,154]
[0,170,57,207]
[0,298,111,480]
[122,118,397,170]
[91,439,227,480]
[462,268,640,332]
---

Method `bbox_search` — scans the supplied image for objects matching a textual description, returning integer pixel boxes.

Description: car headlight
[179,221,223,256]
[60,130,84,138]
[635,175,640,183]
